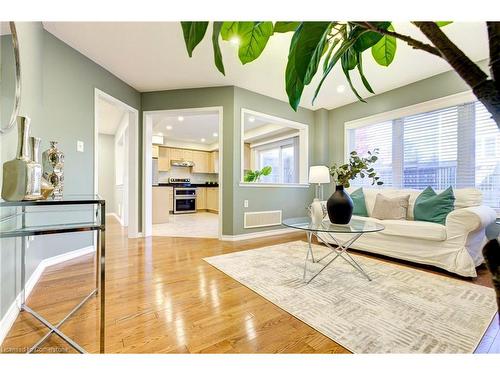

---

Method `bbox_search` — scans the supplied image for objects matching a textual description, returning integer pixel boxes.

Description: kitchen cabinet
[191,150,209,173]
[196,187,207,210]
[158,147,170,171]
[209,151,219,173]
[152,186,173,223]
[206,187,219,213]
[244,143,251,171]
[152,145,159,158]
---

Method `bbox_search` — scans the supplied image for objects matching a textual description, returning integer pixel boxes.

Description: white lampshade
[308,166,330,184]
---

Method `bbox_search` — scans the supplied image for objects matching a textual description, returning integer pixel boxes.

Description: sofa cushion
[352,215,447,241]
[372,193,410,220]
[414,186,455,225]
[351,188,368,217]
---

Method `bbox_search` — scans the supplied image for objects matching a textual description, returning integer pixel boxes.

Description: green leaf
[352,22,391,52]
[261,165,273,175]
[322,37,340,72]
[220,22,239,41]
[371,25,397,66]
[212,22,225,75]
[286,22,332,109]
[237,22,274,64]
[356,52,374,93]
[274,22,300,33]
[285,26,305,111]
[436,21,452,27]
[181,22,209,57]
[312,36,360,104]
[341,54,366,102]
[294,22,332,85]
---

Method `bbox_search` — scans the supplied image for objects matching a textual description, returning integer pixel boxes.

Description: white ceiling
[97,96,128,135]
[152,109,219,145]
[43,22,489,110]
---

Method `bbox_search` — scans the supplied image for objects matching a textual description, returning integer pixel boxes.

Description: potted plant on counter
[327,149,382,224]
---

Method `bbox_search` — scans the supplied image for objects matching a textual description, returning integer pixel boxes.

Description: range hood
[171,160,195,167]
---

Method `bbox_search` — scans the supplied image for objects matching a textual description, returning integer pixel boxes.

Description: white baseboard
[221,227,298,241]
[0,245,95,345]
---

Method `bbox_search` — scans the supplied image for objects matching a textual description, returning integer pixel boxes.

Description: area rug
[204,241,497,353]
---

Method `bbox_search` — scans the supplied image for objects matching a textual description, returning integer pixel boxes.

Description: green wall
[0,23,141,320]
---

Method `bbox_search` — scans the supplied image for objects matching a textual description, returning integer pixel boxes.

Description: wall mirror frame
[0,21,21,135]
[240,108,309,187]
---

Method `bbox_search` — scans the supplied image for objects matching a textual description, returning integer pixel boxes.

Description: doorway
[143,107,223,239]
[94,89,139,238]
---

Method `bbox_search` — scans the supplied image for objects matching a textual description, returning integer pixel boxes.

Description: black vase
[327,185,353,224]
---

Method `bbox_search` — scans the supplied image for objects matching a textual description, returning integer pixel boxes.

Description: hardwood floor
[1,217,499,353]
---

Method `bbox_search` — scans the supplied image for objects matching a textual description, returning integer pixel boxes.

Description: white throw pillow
[371,193,410,220]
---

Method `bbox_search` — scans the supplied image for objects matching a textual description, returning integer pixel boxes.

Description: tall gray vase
[1,116,32,201]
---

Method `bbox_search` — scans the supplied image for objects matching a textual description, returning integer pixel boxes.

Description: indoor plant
[244,166,272,182]
[327,149,382,224]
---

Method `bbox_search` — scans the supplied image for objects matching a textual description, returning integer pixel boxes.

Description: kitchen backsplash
[158,166,218,184]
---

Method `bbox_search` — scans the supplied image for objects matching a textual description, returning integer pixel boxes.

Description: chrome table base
[303,231,372,284]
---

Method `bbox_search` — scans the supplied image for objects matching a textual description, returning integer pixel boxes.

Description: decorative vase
[1,116,32,201]
[308,198,326,225]
[24,136,43,200]
[42,141,64,199]
[326,185,353,224]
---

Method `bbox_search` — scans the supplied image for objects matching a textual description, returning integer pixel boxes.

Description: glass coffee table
[283,217,385,284]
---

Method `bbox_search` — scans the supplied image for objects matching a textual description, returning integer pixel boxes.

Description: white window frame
[344,91,476,163]
[253,136,299,184]
[240,108,309,188]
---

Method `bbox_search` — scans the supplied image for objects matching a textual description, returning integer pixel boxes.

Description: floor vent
[244,210,282,229]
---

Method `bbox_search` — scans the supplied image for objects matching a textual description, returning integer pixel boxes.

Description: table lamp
[309,165,330,201]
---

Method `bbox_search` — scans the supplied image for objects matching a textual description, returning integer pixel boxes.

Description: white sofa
[317,188,497,277]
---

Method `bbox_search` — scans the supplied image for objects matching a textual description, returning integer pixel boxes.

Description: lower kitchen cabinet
[152,186,173,224]
[196,187,207,210]
[206,187,219,213]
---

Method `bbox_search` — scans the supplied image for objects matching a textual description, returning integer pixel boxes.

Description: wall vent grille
[244,210,282,229]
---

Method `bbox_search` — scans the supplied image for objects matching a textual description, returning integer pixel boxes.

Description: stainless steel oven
[173,187,197,214]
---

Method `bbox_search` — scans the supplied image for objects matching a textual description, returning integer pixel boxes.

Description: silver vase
[42,141,64,199]
[24,136,43,200]
[1,116,32,201]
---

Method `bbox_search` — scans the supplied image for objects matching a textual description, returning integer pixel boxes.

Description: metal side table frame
[0,196,105,354]
[283,217,385,284]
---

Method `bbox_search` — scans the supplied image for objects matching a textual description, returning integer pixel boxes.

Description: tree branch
[411,22,500,126]
[487,22,500,85]
[352,21,442,57]
[413,22,489,88]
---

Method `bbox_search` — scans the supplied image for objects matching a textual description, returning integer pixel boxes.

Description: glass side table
[0,195,106,353]
[282,217,385,284]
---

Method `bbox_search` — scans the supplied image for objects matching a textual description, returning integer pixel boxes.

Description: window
[254,137,299,184]
[347,100,500,212]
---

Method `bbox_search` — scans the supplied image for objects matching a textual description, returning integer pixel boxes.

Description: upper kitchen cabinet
[191,150,209,173]
[152,145,159,159]
[158,147,170,171]
[209,151,219,174]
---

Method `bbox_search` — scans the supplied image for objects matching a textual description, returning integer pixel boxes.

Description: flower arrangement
[329,149,383,188]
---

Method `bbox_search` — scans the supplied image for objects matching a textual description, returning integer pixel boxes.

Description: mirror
[1,22,21,134]
[241,109,309,185]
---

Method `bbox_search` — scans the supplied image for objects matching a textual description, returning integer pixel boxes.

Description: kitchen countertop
[154,183,219,188]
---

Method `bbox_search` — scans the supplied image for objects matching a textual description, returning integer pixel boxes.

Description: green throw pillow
[413,186,455,225]
[351,188,368,217]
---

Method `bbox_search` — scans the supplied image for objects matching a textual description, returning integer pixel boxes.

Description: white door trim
[94,88,139,238]
[142,106,224,239]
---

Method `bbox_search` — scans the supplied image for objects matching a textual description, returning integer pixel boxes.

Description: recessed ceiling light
[229,36,240,46]
[336,85,346,93]
[248,116,255,123]
[166,125,172,130]
[200,138,206,142]
[177,116,184,122]
[213,132,218,137]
